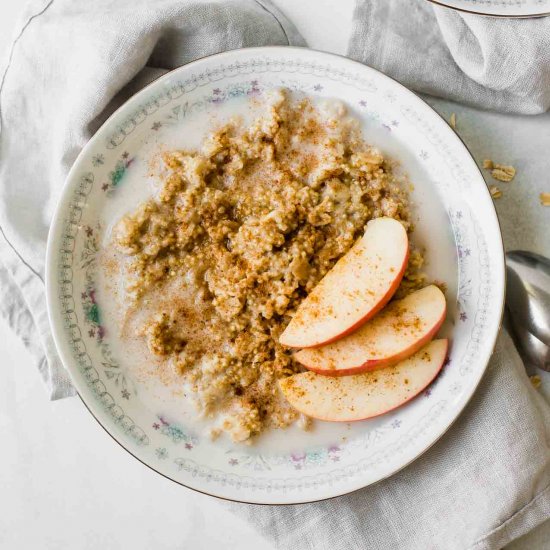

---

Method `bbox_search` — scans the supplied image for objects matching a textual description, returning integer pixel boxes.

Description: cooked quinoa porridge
[106,88,424,443]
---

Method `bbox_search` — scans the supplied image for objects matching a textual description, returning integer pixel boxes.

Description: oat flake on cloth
[0,0,549,549]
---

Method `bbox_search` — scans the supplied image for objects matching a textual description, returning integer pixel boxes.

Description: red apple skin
[301,300,446,376]
[279,218,410,350]
[316,339,448,422]
[279,339,449,423]
[282,247,409,350]
[303,247,410,349]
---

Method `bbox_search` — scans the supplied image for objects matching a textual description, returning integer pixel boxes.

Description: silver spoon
[505,313,550,372]
[506,250,550,371]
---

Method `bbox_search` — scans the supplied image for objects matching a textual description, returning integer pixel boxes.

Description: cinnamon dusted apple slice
[295,285,446,376]
[279,339,448,422]
[279,217,409,348]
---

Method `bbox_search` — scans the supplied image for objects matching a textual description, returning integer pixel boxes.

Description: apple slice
[295,285,446,376]
[279,339,448,422]
[279,217,409,349]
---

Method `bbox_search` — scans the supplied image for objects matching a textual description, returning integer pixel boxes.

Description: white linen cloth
[0,0,549,548]
[233,331,550,549]
[349,0,550,114]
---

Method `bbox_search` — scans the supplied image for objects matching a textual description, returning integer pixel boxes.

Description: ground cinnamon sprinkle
[109,88,423,442]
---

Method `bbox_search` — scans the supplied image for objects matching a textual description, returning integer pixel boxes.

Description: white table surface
[1,1,549,549]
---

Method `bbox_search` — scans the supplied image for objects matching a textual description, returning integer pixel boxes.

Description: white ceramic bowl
[428,0,550,17]
[46,47,505,504]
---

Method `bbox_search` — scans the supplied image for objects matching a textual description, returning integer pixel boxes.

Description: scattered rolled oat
[449,113,457,129]
[530,375,542,389]
[540,192,550,206]
[491,164,516,182]
[483,159,494,170]
[489,185,502,199]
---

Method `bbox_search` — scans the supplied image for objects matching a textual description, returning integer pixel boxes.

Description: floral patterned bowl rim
[427,0,550,17]
[46,46,505,504]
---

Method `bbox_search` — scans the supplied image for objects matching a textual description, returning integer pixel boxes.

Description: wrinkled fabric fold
[348,0,550,113]
[231,331,550,550]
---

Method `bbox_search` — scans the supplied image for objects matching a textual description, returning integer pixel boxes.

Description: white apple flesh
[295,285,446,376]
[279,217,409,349]
[279,339,448,422]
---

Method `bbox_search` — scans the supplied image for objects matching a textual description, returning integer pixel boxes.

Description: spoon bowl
[506,250,550,347]
[505,312,550,372]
